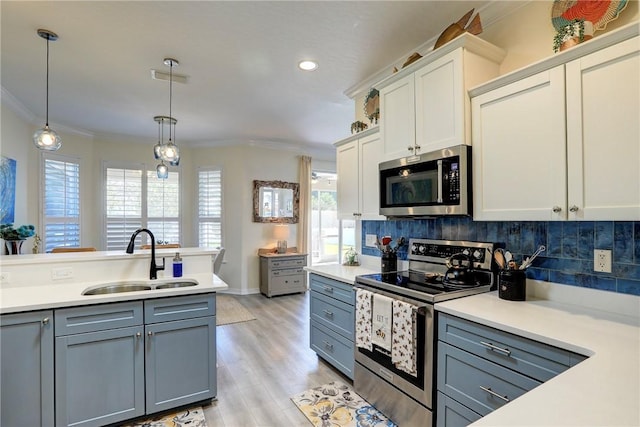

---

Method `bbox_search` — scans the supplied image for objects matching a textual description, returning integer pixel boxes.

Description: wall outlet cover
[593,249,612,273]
[365,234,378,247]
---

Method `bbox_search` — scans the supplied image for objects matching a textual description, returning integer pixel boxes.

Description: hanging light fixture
[159,58,180,164]
[156,160,169,179]
[33,29,62,151]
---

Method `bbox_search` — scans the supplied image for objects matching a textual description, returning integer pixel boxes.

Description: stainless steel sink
[82,279,198,295]
[82,282,152,295]
[154,280,198,289]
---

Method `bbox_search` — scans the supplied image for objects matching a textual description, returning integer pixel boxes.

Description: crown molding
[344,0,532,99]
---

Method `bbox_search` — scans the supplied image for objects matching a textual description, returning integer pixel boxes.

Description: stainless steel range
[354,238,497,427]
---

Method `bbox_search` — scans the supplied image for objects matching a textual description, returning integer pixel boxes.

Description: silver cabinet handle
[41,317,50,325]
[323,286,333,293]
[569,205,579,212]
[323,341,333,350]
[480,341,511,356]
[408,146,415,152]
[323,309,333,317]
[136,332,142,338]
[480,386,510,402]
[414,144,421,153]
[552,206,562,213]
[148,331,153,336]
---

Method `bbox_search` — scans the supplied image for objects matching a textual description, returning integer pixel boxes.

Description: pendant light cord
[45,36,50,126]
[169,60,173,142]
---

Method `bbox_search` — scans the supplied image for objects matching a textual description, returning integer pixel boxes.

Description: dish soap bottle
[173,252,183,277]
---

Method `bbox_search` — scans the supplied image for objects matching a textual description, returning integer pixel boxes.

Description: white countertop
[436,288,640,426]
[304,263,378,284]
[0,273,228,314]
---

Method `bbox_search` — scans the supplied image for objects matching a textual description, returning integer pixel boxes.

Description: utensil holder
[498,270,526,301]
[381,252,397,273]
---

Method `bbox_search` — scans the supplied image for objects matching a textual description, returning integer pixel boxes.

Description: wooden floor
[202,292,349,426]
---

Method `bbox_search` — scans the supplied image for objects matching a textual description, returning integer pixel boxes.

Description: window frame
[39,152,82,252]
[196,166,223,249]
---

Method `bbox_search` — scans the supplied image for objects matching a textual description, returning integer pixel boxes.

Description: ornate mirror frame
[252,180,299,223]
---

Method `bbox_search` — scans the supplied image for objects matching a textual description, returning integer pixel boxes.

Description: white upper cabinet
[336,128,384,220]
[378,35,505,163]
[472,25,639,221]
[565,36,640,220]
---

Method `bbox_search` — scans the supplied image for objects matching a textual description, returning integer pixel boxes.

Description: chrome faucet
[126,228,165,280]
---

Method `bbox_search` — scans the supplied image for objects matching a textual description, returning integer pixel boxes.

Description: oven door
[354,282,434,409]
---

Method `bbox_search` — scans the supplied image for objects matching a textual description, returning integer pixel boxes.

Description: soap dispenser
[173,252,183,277]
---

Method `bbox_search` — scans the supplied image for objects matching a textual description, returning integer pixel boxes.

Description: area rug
[119,406,206,427]
[216,294,256,326]
[291,381,397,427]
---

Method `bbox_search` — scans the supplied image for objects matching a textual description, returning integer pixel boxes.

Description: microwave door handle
[437,160,443,203]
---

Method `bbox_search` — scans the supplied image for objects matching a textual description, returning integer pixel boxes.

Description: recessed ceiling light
[298,60,318,71]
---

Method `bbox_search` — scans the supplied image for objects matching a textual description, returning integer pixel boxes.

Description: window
[197,168,222,248]
[311,171,339,264]
[104,163,180,250]
[42,154,80,252]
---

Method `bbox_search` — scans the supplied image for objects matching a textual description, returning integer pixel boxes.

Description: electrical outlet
[594,249,612,273]
[0,271,10,283]
[52,267,74,280]
[365,234,378,247]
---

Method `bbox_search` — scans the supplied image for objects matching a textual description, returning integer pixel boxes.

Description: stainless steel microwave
[379,145,471,217]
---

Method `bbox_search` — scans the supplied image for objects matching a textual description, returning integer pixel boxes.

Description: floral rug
[291,381,397,427]
[119,406,207,427]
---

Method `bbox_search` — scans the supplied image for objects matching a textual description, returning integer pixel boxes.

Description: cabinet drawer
[270,258,306,269]
[269,275,307,294]
[55,301,143,336]
[309,273,354,306]
[272,267,305,277]
[144,294,216,324]
[310,291,354,341]
[438,313,585,382]
[438,342,540,416]
[310,320,354,379]
[436,391,482,427]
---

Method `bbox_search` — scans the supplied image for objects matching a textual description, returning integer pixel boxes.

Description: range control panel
[408,238,496,271]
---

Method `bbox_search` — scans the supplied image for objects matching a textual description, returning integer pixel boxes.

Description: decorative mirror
[253,180,299,223]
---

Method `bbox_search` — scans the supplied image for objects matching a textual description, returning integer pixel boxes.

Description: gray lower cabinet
[259,253,308,297]
[309,273,355,379]
[54,294,216,427]
[1,310,54,427]
[436,312,587,427]
[144,295,217,413]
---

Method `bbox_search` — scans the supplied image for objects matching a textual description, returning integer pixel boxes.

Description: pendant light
[159,58,180,164]
[156,160,169,179]
[33,29,62,151]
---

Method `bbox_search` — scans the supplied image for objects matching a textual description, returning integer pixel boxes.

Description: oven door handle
[437,159,443,203]
[354,283,430,315]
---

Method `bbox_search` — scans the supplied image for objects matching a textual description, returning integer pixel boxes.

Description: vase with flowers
[0,223,36,255]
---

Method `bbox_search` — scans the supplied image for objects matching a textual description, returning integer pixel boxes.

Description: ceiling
[2,1,510,152]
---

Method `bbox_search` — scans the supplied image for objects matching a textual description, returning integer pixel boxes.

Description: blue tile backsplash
[361,219,640,296]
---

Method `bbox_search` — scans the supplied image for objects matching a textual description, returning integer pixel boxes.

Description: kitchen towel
[372,293,393,352]
[355,288,373,350]
[391,299,418,377]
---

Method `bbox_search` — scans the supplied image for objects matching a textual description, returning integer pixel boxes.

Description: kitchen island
[0,248,228,427]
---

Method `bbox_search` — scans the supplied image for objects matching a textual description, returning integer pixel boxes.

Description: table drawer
[310,320,354,379]
[310,291,354,341]
[438,341,540,416]
[309,273,354,306]
[270,258,306,269]
[55,301,143,336]
[271,267,305,277]
[438,313,585,382]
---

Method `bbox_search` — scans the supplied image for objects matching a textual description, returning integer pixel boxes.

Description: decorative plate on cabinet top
[551,0,629,32]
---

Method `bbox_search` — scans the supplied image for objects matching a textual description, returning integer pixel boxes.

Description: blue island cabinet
[54,294,216,427]
[1,310,54,427]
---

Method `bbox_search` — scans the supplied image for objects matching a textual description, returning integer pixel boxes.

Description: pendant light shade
[156,161,169,179]
[33,29,62,151]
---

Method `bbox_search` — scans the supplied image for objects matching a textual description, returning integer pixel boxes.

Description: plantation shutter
[105,167,143,250]
[198,168,222,248]
[147,170,180,244]
[43,156,80,252]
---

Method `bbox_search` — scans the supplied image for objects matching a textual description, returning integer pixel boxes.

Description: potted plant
[553,18,594,53]
[0,223,36,255]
